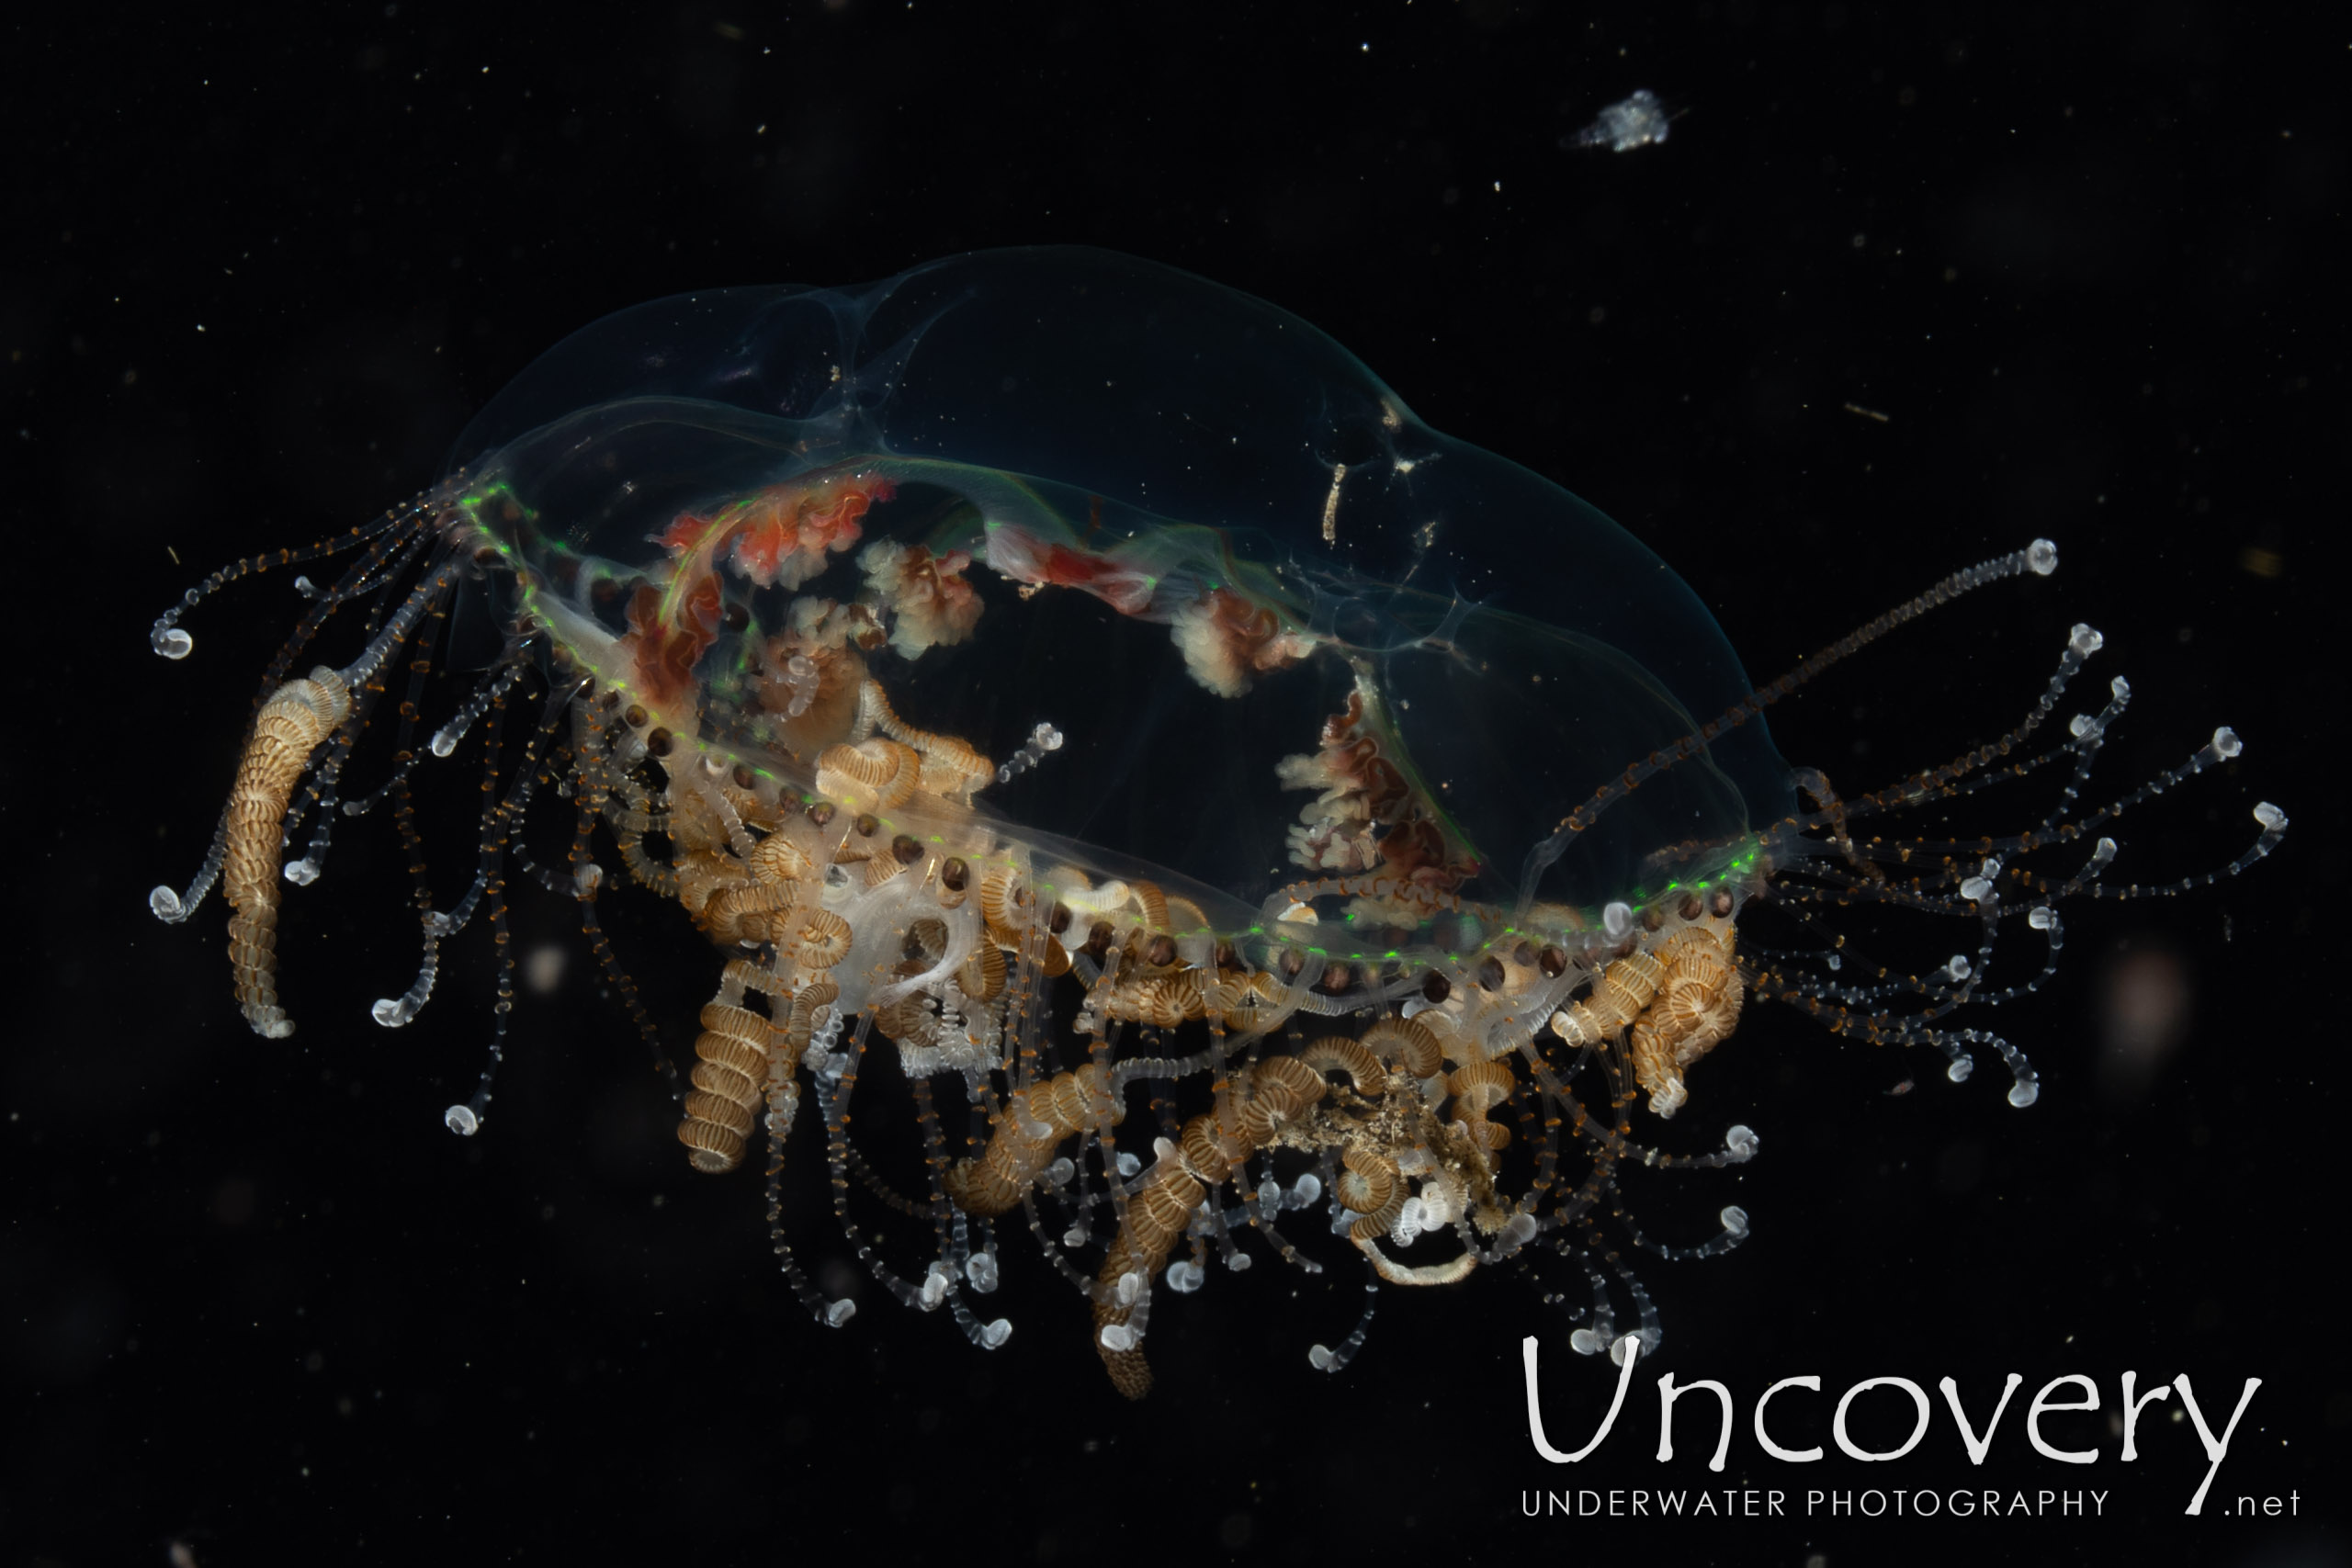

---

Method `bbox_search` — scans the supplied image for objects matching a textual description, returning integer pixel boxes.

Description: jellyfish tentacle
[1518,538,2061,919]
[220,666,352,1037]
[678,966,786,1175]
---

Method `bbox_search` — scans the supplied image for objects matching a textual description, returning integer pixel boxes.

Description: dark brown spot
[1317,962,1354,996]
[1083,920,1116,960]
[1511,942,1537,968]
[1642,905,1665,932]
[1421,971,1452,1005]
[731,762,756,790]
[891,833,922,864]
[721,602,749,631]
[1048,902,1073,936]
[1143,934,1177,967]
[1709,887,1735,919]
[1679,893,1704,921]
[806,802,836,829]
[940,857,969,892]
[853,813,879,839]
[1538,945,1567,977]
[599,688,621,710]
[1279,948,1306,979]
[1476,955,1506,992]
[624,705,649,729]
[473,546,501,567]
[1215,942,1239,971]
[646,728,673,757]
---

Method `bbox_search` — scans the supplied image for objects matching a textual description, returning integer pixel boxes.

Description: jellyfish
[147,247,2285,1396]
[1565,89,1674,153]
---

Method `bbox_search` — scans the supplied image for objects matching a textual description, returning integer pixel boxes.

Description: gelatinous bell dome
[454,246,1789,926]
